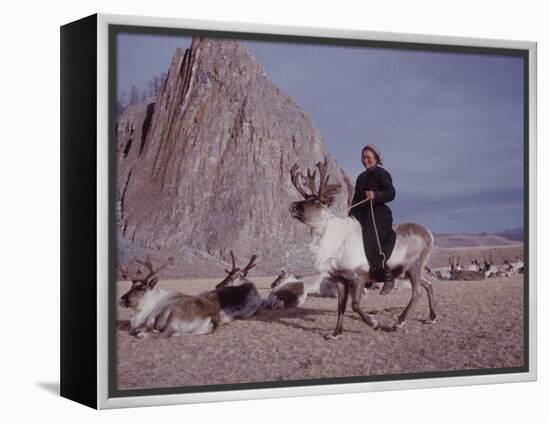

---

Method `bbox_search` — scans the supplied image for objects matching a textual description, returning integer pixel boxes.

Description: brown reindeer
[262,269,308,309]
[119,252,263,337]
[119,256,221,338]
[448,255,485,281]
[199,251,263,321]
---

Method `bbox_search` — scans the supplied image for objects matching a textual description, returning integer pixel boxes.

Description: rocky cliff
[116,37,353,277]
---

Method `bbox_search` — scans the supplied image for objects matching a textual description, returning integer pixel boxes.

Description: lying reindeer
[289,158,437,339]
[199,252,262,322]
[299,272,339,297]
[263,268,340,310]
[449,255,485,281]
[482,256,501,278]
[424,265,451,281]
[119,253,262,338]
[262,269,308,309]
[119,257,220,337]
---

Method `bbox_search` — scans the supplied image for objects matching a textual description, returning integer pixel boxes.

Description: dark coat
[350,165,396,267]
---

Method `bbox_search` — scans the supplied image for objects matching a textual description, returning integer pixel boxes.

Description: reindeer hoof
[129,328,146,338]
[392,321,405,330]
[424,316,438,325]
[324,332,343,340]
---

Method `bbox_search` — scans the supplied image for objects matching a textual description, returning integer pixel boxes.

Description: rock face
[116,37,353,277]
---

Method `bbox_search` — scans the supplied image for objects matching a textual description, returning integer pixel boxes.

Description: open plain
[116,259,525,390]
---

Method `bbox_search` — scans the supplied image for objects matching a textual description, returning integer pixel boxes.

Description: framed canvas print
[60,13,537,409]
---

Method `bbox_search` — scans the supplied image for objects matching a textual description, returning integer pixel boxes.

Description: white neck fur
[130,287,173,328]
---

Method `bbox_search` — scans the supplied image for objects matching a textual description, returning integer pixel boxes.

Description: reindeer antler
[225,250,240,274]
[117,263,137,280]
[317,158,329,195]
[242,255,258,276]
[290,157,342,206]
[290,164,309,199]
[315,158,342,206]
[134,256,172,282]
[304,168,318,196]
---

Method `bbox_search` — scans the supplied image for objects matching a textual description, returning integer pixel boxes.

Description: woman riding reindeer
[349,144,397,295]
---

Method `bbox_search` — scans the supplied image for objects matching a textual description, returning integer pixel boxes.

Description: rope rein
[346,197,369,211]
[369,197,387,267]
[347,197,386,268]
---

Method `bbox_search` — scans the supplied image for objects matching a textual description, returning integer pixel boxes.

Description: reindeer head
[472,259,482,272]
[448,255,462,272]
[271,268,290,288]
[503,257,512,271]
[289,158,342,228]
[482,256,493,271]
[119,256,172,309]
[216,251,257,288]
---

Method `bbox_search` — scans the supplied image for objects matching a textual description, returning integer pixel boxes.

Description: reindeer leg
[420,277,437,324]
[129,324,149,338]
[325,280,349,340]
[395,269,422,329]
[350,277,379,330]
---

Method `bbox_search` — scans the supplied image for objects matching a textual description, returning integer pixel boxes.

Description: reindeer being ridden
[289,158,437,339]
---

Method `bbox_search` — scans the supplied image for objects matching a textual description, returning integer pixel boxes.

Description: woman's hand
[365,191,375,200]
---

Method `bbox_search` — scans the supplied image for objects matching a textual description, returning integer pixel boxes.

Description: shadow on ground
[36,382,60,396]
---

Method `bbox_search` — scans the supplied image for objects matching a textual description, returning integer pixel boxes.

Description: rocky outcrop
[116,37,353,276]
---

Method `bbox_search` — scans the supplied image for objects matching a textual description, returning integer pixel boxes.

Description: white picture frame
[60,13,537,409]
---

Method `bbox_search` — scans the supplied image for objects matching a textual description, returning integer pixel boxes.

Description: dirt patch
[116,273,525,391]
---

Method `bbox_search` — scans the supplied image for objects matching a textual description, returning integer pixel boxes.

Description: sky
[117,33,525,235]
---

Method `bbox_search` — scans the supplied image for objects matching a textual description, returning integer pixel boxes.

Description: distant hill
[494,227,523,242]
[433,227,523,248]
[434,234,521,248]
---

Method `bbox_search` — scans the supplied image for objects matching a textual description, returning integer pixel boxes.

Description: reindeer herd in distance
[117,158,523,340]
[426,255,524,282]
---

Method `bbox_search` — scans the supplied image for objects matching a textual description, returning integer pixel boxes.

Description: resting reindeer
[199,251,262,321]
[289,158,437,339]
[502,257,524,275]
[465,259,483,272]
[263,269,308,309]
[512,256,524,274]
[119,253,262,338]
[482,256,500,278]
[263,268,340,309]
[424,265,451,281]
[119,257,221,337]
[449,255,485,281]
[307,272,339,297]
